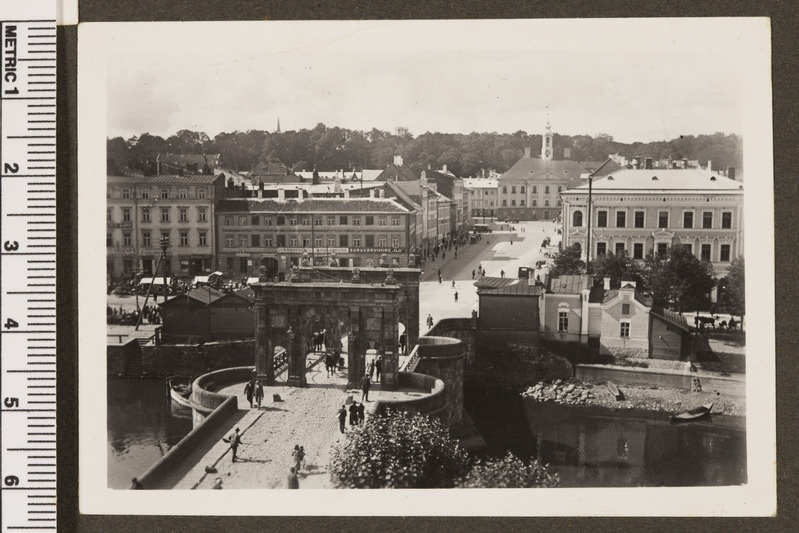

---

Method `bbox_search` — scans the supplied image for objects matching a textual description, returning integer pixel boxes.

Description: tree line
[107,124,743,178]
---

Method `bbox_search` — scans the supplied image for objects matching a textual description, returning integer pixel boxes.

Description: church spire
[541,109,553,161]
[276,117,281,133]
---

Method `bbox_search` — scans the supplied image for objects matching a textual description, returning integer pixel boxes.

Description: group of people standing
[324,350,344,377]
[337,400,366,433]
[243,375,264,409]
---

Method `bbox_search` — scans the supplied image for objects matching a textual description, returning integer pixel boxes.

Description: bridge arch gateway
[251,273,407,390]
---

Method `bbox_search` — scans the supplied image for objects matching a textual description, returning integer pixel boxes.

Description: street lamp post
[160,236,170,302]
[586,176,593,273]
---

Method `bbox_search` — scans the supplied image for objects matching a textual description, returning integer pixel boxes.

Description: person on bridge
[357,401,365,425]
[501,270,505,278]
[244,381,254,408]
[337,405,347,433]
[360,374,372,402]
[368,358,376,380]
[426,314,433,329]
[472,269,475,279]
[228,428,243,463]
[452,280,456,288]
[375,355,383,381]
[287,467,300,489]
[454,291,459,302]
[349,401,359,426]
[255,380,264,409]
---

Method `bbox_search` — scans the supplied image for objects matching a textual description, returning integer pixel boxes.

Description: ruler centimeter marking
[0,2,57,531]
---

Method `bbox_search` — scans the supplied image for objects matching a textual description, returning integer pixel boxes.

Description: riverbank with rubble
[520,377,745,417]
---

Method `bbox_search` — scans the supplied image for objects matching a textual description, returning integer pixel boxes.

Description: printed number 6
[4,241,19,251]
[4,475,19,486]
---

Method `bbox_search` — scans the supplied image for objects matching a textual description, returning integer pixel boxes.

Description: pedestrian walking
[501,269,505,278]
[452,280,456,288]
[292,444,305,472]
[243,380,254,408]
[349,401,359,426]
[287,466,300,489]
[438,273,442,284]
[254,380,264,409]
[399,332,407,353]
[375,355,382,381]
[426,314,433,329]
[337,405,347,433]
[368,358,376,380]
[130,477,143,490]
[227,427,243,462]
[360,373,371,402]
[454,291,459,302]
[472,269,475,279]
[357,401,365,425]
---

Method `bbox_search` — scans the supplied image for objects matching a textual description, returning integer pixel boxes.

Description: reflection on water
[464,386,746,487]
[107,379,193,489]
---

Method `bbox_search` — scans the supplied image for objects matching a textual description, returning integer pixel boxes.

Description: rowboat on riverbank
[671,402,713,423]
[606,381,624,401]
[167,377,193,409]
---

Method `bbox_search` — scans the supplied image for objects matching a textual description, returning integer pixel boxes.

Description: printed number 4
[4,318,19,329]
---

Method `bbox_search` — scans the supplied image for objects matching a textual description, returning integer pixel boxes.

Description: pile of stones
[521,379,597,405]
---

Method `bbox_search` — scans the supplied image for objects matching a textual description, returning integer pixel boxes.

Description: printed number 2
[4,241,19,251]
[5,318,19,329]
[4,162,19,174]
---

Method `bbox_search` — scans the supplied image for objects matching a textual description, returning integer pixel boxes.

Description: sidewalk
[171,358,384,490]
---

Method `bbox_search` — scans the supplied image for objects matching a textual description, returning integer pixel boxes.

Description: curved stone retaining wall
[372,372,447,421]
[191,366,255,426]
[415,336,466,426]
[136,394,238,490]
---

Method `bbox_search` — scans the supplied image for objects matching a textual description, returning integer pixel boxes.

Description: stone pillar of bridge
[286,308,307,387]
[347,307,363,389]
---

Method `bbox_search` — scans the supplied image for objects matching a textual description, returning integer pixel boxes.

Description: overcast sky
[102,19,763,144]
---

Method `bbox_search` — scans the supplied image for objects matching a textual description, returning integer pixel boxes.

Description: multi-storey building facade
[216,197,416,277]
[560,168,744,276]
[107,173,226,280]
[498,120,587,221]
[463,177,498,222]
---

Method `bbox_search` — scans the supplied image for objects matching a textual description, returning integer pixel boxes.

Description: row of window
[222,233,403,249]
[594,241,732,262]
[117,187,208,200]
[502,185,562,195]
[502,199,560,207]
[109,206,209,224]
[222,214,402,227]
[557,310,631,337]
[108,229,209,248]
[573,209,733,229]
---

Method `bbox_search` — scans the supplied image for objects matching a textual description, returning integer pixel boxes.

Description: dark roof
[500,154,587,184]
[375,164,420,182]
[216,198,408,214]
[549,275,592,294]
[108,173,224,185]
[589,158,623,178]
[650,307,691,332]
[234,287,256,300]
[422,169,459,199]
[209,292,254,307]
[475,277,542,296]
[602,288,652,307]
[161,287,225,307]
[384,182,422,210]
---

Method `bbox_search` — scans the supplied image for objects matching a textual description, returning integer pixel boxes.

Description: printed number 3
[4,241,19,251]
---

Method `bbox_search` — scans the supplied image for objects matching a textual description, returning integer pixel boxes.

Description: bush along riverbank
[521,378,746,417]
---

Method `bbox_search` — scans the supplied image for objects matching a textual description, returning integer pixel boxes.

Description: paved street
[418,220,561,335]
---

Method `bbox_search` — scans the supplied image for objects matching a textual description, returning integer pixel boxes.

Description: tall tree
[591,250,643,289]
[642,246,716,311]
[719,256,745,315]
[549,244,585,278]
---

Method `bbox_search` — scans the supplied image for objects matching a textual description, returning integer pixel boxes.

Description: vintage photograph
[79,18,775,515]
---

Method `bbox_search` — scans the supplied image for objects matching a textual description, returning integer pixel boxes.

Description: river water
[464,386,747,487]
[107,379,193,489]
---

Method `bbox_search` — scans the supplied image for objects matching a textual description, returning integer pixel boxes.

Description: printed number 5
[4,241,19,251]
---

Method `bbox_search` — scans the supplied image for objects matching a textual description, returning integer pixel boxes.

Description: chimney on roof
[420,172,428,188]
[277,187,285,201]
[227,177,234,189]
[370,188,375,199]
[344,188,350,199]
[706,160,712,173]
[334,176,342,194]
[644,157,653,169]
[393,155,403,167]
[727,167,736,180]
[682,158,688,169]
[379,188,384,198]
[442,164,448,174]
[563,147,571,160]
[524,147,531,158]
[603,277,611,290]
